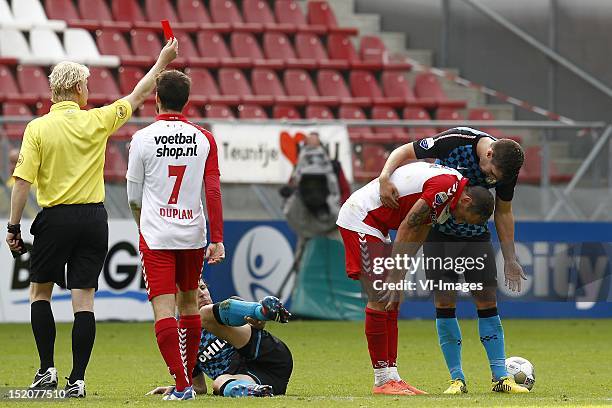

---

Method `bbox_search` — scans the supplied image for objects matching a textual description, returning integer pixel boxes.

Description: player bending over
[148,280,292,398]
[127,69,225,400]
[377,127,528,394]
[336,161,494,395]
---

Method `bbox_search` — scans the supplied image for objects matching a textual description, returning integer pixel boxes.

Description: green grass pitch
[0,319,611,407]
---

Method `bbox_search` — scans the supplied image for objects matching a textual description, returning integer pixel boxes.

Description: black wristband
[7,223,21,234]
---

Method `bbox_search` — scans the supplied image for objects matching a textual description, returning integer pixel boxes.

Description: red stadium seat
[403,107,436,140]
[359,36,412,70]
[339,105,374,142]
[182,103,203,118]
[284,69,335,106]
[88,67,121,104]
[414,72,467,109]
[218,68,273,105]
[275,0,325,33]
[317,69,369,106]
[2,102,32,140]
[328,33,380,70]
[118,66,144,94]
[45,0,80,21]
[196,31,250,68]
[173,31,206,67]
[77,0,130,30]
[230,32,283,69]
[273,105,301,119]
[307,1,357,35]
[305,105,333,120]
[205,104,235,119]
[209,0,262,32]
[371,106,408,142]
[263,32,316,69]
[16,66,49,101]
[130,29,161,61]
[381,71,435,108]
[184,67,235,105]
[294,33,347,70]
[104,143,128,182]
[138,101,157,117]
[243,0,292,32]
[519,146,571,184]
[0,65,36,103]
[144,0,178,23]
[96,29,151,66]
[435,107,464,132]
[358,144,388,178]
[349,70,406,106]
[238,104,268,119]
[111,0,148,25]
[251,68,305,105]
[177,0,230,31]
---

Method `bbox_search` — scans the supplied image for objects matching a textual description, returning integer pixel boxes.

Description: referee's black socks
[69,311,96,383]
[31,300,56,372]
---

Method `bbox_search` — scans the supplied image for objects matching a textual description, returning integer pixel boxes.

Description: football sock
[436,308,465,381]
[155,318,189,392]
[31,300,56,372]
[220,379,253,397]
[365,307,389,386]
[179,315,201,384]
[69,311,95,382]
[212,299,265,326]
[386,309,399,370]
[477,307,507,381]
[388,366,401,382]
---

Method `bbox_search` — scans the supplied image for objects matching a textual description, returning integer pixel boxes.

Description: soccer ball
[505,356,535,390]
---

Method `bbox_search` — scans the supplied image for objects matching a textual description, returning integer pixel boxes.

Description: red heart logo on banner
[279,131,306,165]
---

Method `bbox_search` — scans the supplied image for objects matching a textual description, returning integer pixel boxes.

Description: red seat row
[45,0,357,35]
[93,28,406,71]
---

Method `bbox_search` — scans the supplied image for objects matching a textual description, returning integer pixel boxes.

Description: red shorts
[338,227,386,280]
[139,235,205,301]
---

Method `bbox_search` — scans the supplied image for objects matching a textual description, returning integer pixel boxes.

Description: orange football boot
[392,380,428,395]
[372,381,416,395]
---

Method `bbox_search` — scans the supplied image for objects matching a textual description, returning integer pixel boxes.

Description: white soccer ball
[505,356,535,390]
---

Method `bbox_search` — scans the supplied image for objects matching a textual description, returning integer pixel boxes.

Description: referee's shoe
[29,367,58,389]
[64,378,86,398]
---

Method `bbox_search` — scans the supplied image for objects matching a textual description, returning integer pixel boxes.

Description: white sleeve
[127,180,143,207]
[126,135,144,183]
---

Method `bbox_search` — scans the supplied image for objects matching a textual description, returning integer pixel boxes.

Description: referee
[5,39,178,397]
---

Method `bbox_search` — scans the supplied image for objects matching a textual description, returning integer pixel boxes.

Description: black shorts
[422,228,497,288]
[30,203,108,290]
[230,328,293,395]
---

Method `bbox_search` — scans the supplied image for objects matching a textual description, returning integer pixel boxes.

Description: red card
[161,20,174,41]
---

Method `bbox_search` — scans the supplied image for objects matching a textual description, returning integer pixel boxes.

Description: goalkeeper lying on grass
[148,280,292,398]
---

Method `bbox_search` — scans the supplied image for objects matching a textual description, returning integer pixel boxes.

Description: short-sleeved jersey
[13,100,132,207]
[193,328,238,380]
[413,127,517,237]
[126,113,218,250]
[336,162,467,241]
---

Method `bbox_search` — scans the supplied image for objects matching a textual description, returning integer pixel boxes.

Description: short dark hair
[156,70,191,112]
[464,185,494,224]
[491,139,524,183]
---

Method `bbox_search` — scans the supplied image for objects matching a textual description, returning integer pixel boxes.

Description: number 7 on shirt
[168,165,186,204]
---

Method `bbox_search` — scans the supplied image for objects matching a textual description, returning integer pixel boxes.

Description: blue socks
[435,308,465,381]
[221,379,252,397]
[212,299,266,326]
[478,307,507,381]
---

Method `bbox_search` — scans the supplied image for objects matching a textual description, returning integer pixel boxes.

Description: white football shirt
[127,114,215,249]
[336,162,466,240]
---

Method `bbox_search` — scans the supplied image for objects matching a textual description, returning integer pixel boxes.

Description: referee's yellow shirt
[12,99,132,207]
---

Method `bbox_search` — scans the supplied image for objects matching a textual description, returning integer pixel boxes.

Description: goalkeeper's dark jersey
[193,329,237,380]
[413,127,517,238]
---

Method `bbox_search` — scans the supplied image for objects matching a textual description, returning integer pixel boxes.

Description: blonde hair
[48,61,90,103]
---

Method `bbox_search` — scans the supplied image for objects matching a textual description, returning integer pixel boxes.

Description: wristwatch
[7,223,21,234]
